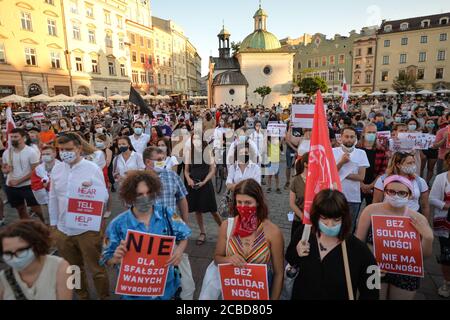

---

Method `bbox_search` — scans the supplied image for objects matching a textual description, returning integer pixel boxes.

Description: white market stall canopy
[47,101,77,107]
[51,94,73,101]
[29,94,52,102]
[108,94,124,101]
[293,93,308,98]
[369,91,384,96]
[88,94,106,101]
[385,91,399,96]
[72,94,90,101]
[417,90,434,95]
[0,94,30,103]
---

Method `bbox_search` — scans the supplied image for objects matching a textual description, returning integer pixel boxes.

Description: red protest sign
[371,215,424,277]
[218,264,269,300]
[115,230,175,297]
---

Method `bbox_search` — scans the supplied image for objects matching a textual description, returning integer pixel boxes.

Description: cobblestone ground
[0,154,447,300]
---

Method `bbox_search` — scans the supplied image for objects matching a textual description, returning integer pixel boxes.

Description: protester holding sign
[429,150,450,298]
[100,170,191,300]
[214,179,284,300]
[49,132,110,300]
[373,152,430,221]
[0,220,72,300]
[286,189,379,300]
[356,175,434,300]
[421,119,438,184]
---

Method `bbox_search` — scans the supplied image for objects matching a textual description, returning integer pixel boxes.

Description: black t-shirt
[361,147,377,184]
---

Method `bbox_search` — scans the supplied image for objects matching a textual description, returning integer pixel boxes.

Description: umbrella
[163,95,171,100]
[405,91,417,95]
[108,94,124,101]
[29,94,52,102]
[435,89,450,94]
[88,94,106,101]
[369,91,384,96]
[143,94,154,100]
[293,93,307,98]
[51,94,73,101]
[417,90,434,95]
[0,94,30,103]
[155,95,164,100]
[72,94,90,101]
[122,95,130,100]
[385,91,399,96]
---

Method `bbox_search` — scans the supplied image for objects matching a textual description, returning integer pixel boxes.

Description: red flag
[303,91,342,225]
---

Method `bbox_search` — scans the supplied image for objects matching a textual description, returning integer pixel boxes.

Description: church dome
[240,30,281,51]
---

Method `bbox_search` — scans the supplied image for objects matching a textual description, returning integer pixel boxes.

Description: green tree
[254,86,272,105]
[231,41,241,55]
[393,72,423,92]
[298,77,328,96]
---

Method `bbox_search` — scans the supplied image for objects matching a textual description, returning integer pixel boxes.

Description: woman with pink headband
[356,174,434,300]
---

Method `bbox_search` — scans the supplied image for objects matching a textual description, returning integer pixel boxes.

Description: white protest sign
[397,133,436,150]
[291,104,315,129]
[267,122,287,137]
[65,184,107,231]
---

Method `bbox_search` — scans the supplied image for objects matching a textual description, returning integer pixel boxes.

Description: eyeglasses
[2,247,32,261]
[384,188,409,199]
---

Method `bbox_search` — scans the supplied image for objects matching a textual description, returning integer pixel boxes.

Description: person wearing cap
[356,175,434,300]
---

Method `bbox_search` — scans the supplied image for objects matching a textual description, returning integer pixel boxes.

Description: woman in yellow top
[266,135,281,194]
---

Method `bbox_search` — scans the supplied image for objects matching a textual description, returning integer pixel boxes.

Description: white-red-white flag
[6,105,16,145]
[341,77,349,112]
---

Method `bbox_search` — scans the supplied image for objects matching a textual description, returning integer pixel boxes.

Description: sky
[151,0,450,76]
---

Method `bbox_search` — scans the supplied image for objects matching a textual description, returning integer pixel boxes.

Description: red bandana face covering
[234,206,258,238]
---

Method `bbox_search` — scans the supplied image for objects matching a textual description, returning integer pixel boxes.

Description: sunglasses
[384,188,409,199]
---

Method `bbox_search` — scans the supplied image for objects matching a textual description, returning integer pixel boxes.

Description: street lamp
[104,87,108,98]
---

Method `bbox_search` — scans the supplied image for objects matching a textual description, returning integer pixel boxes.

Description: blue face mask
[3,248,36,271]
[319,220,342,237]
[376,122,384,131]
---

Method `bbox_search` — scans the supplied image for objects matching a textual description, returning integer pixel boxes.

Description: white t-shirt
[114,151,146,177]
[129,133,150,155]
[2,146,40,187]
[375,174,428,211]
[333,147,370,203]
[226,162,262,186]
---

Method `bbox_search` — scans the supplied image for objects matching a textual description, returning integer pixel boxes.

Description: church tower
[218,23,231,58]
[253,3,268,31]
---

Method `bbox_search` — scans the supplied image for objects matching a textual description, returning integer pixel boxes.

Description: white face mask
[59,151,77,164]
[385,194,409,208]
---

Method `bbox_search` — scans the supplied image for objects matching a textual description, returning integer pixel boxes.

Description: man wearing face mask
[129,121,150,155]
[39,120,56,145]
[2,128,44,222]
[373,113,389,132]
[31,145,60,206]
[49,132,110,300]
[333,127,370,231]
[156,115,173,138]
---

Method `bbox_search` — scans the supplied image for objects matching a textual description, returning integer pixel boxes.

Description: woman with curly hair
[100,170,192,300]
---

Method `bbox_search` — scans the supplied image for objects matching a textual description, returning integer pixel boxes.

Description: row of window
[301,54,346,69]
[131,70,155,85]
[384,33,448,47]
[382,50,447,65]
[384,17,449,32]
[156,73,173,87]
[129,33,152,49]
[72,24,124,50]
[380,68,445,81]
[354,72,373,85]
[131,52,153,65]
[74,56,126,76]
[355,47,374,57]
[305,70,345,81]
[69,0,123,29]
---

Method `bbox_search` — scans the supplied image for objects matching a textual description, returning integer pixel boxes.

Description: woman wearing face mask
[0,220,72,300]
[429,150,450,298]
[372,152,430,221]
[226,143,261,192]
[214,179,284,300]
[286,189,379,300]
[185,134,221,246]
[150,126,163,147]
[157,138,178,171]
[421,119,438,184]
[112,136,145,187]
[95,134,113,218]
[100,170,191,300]
[407,118,420,133]
[30,146,60,207]
[356,175,434,300]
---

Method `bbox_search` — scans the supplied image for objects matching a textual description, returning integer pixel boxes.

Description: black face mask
[11,140,20,148]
